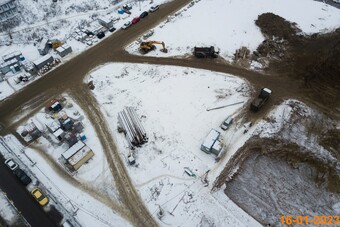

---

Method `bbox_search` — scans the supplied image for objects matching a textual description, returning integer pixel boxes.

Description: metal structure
[118,107,148,147]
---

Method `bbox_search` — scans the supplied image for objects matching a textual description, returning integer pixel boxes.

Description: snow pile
[87,63,260,226]
[127,0,340,60]
[0,191,19,226]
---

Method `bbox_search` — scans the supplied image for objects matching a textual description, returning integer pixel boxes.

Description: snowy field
[86,63,262,226]
[126,0,340,60]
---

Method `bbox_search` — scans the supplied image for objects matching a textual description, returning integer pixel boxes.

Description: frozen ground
[126,0,340,60]
[87,63,261,226]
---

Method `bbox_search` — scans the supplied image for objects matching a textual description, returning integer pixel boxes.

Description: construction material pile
[118,107,148,147]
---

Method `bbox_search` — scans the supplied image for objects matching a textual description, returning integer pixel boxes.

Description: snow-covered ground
[126,0,340,60]
[0,190,20,226]
[86,63,261,226]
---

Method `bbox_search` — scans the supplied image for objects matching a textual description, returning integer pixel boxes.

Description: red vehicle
[131,17,140,24]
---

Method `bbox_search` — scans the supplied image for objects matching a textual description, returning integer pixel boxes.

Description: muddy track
[0,0,339,226]
[69,87,156,226]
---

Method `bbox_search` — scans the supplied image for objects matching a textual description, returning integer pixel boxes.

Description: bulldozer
[139,41,168,54]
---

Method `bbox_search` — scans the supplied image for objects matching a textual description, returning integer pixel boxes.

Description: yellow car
[31,188,49,206]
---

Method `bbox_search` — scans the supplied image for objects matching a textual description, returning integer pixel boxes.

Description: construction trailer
[118,107,148,147]
[201,129,222,155]
[56,43,72,57]
[0,58,18,74]
[33,54,54,70]
[2,50,23,62]
[98,16,113,29]
[37,38,51,56]
[62,140,94,171]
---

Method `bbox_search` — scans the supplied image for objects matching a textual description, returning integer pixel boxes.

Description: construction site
[0,0,339,226]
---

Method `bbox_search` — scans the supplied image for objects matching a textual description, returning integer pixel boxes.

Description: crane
[139,41,168,54]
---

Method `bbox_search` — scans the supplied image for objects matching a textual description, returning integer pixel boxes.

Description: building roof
[53,128,64,137]
[33,54,53,66]
[62,140,85,160]
[212,140,222,151]
[0,0,13,6]
[98,16,112,24]
[202,129,220,149]
[2,50,21,61]
[68,146,93,166]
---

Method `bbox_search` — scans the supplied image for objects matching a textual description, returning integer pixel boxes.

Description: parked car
[4,159,18,171]
[140,11,148,18]
[96,31,105,39]
[31,188,49,206]
[109,27,116,32]
[122,4,132,10]
[220,116,233,130]
[122,21,132,30]
[131,17,140,24]
[14,168,32,186]
[149,5,159,12]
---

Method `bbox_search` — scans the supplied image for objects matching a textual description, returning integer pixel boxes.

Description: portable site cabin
[33,54,54,70]
[211,140,222,156]
[56,44,72,57]
[201,129,220,154]
[98,16,113,29]
[62,141,94,171]
[2,50,22,62]
[37,38,50,56]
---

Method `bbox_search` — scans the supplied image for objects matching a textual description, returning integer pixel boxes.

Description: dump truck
[250,88,272,111]
[193,46,219,58]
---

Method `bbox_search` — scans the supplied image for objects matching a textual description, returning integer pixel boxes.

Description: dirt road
[0,0,339,226]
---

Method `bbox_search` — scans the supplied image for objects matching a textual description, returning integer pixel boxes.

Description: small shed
[98,16,113,29]
[56,43,72,57]
[53,128,65,141]
[33,54,54,70]
[22,60,37,75]
[200,129,220,154]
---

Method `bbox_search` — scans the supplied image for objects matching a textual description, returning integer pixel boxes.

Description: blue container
[118,8,125,14]
[19,55,25,61]
[80,134,87,141]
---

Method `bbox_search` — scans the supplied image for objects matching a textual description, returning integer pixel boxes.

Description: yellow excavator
[139,41,168,54]
[52,40,63,50]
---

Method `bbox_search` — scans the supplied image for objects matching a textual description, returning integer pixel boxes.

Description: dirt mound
[255,13,301,40]
[255,12,340,118]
